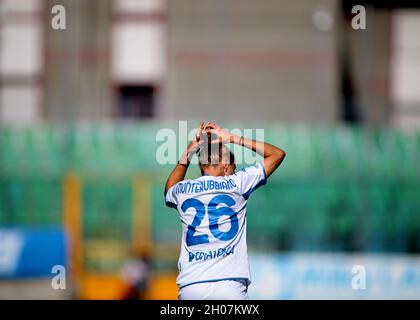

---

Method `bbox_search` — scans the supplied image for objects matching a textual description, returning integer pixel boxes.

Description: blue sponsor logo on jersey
[188,245,235,262]
[175,179,237,195]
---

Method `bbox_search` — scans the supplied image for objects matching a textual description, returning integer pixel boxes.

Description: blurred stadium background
[0,0,419,299]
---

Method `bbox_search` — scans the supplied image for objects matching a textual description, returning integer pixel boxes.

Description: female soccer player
[164,121,286,299]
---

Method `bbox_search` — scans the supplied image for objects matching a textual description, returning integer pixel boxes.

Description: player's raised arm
[206,123,286,178]
[164,121,206,194]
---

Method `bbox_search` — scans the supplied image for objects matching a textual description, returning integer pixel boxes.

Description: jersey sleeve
[164,184,178,209]
[236,162,267,199]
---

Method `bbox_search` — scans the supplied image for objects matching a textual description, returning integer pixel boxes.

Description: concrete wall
[165,0,339,123]
[44,0,112,121]
[347,7,392,125]
[38,0,394,125]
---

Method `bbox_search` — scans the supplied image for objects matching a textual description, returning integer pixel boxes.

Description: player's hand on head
[186,121,205,153]
[194,121,205,142]
[204,122,233,144]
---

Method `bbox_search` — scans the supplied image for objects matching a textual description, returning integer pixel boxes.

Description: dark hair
[198,143,235,174]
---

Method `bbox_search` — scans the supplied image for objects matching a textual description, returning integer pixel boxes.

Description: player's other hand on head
[204,122,234,144]
[188,121,206,152]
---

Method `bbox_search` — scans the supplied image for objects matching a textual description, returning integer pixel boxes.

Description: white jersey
[165,162,267,289]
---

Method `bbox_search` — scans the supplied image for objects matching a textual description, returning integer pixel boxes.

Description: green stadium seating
[0,123,419,254]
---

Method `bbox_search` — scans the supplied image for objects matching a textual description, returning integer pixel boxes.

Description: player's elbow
[275,149,286,164]
[274,149,286,166]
